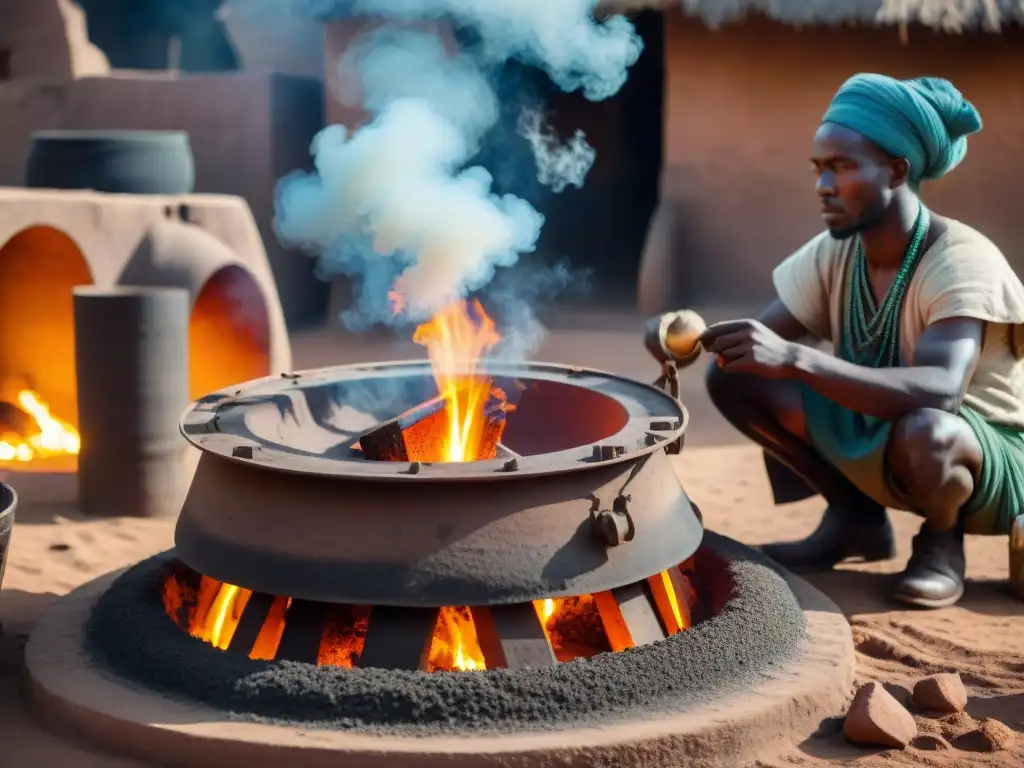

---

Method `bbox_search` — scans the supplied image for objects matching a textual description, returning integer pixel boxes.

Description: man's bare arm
[756,298,816,342]
[788,316,984,420]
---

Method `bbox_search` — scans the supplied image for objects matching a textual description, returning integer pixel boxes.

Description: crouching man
[702,73,1024,608]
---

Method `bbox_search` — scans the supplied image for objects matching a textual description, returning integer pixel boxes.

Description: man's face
[810,123,900,240]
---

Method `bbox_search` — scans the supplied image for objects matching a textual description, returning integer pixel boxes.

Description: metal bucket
[0,483,16,595]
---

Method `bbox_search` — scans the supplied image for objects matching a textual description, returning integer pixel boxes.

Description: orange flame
[163,566,702,671]
[410,299,505,462]
[538,598,556,624]
[426,607,486,671]
[0,389,80,462]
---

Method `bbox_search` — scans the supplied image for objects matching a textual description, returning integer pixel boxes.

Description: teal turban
[821,73,983,184]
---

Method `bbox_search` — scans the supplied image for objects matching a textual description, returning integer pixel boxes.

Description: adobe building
[0,2,296,487]
[635,1,1024,314]
[310,1,1024,311]
[2,1,1021,318]
[0,0,328,327]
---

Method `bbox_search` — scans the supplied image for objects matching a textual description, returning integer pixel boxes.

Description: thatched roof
[603,0,1022,31]
[307,1,1023,32]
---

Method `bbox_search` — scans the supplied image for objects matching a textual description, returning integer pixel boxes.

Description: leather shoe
[761,505,897,573]
[892,525,965,609]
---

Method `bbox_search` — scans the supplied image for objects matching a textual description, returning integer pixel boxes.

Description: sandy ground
[1,310,1022,766]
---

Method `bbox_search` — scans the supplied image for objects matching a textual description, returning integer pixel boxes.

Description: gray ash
[85,532,806,734]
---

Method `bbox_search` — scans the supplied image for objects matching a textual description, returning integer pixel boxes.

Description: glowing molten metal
[0,389,80,462]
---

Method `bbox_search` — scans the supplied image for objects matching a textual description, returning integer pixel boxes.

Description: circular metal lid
[179,360,688,482]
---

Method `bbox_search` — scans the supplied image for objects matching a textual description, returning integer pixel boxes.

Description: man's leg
[706,362,896,570]
[886,408,981,608]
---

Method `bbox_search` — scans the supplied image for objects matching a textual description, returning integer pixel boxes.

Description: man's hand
[699,319,799,380]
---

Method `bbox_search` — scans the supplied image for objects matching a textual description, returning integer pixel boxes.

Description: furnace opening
[189,265,271,400]
[0,226,91,467]
[162,558,701,672]
[0,231,272,468]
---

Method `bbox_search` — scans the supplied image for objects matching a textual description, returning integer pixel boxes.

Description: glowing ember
[0,389,80,462]
[538,598,556,624]
[163,563,700,671]
[195,584,248,650]
[661,570,686,630]
[410,300,510,462]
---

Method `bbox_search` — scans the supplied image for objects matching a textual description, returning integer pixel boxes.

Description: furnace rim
[178,360,688,483]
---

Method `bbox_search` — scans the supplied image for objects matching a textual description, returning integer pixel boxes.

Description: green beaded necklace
[843,203,930,369]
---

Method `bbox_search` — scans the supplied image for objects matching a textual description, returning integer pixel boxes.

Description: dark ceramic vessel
[25,130,196,195]
[0,483,16,596]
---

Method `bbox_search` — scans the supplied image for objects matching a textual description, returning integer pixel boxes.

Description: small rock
[955,718,1019,753]
[844,681,918,749]
[913,672,967,713]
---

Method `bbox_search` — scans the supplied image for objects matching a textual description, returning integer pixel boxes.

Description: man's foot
[892,526,966,609]
[761,505,896,573]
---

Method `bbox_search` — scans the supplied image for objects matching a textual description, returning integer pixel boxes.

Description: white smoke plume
[517,108,597,194]
[275,0,642,328]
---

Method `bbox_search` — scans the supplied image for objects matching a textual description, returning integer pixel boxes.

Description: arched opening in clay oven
[189,265,271,401]
[0,226,92,466]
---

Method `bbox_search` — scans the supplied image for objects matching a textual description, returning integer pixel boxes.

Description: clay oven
[0,187,291,477]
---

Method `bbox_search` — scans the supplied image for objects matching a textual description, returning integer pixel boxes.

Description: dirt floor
[1,308,1021,766]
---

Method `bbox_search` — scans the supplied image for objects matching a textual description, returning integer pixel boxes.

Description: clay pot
[25,130,196,195]
[0,483,16,595]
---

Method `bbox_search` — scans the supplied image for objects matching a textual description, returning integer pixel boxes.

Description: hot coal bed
[26,361,855,768]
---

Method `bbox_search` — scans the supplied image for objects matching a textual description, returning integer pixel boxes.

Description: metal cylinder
[73,287,190,518]
[0,483,16,594]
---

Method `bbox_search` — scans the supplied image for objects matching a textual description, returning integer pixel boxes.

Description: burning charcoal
[0,400,33,437]
[316,604,371,668]
[547,596,611,656]
[360,389,508,463]
[401,399,454,462]
[161,560,202,632]
[477,415,504,460]
[359,397,447,462]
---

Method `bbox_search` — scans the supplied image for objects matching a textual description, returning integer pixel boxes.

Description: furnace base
[25,533,854,767]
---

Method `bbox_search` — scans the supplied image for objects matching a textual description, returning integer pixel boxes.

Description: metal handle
[652,363,684,455]
[590,494,635,547]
